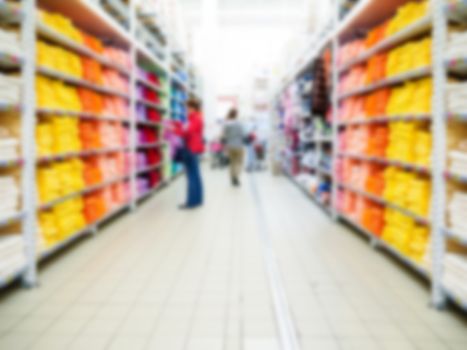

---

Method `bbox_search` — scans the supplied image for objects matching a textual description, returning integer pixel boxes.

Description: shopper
[174,99,205,209]
[222,108,245,186]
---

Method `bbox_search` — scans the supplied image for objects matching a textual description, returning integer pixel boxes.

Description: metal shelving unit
[0,0,199,289]
[273,0,467,312]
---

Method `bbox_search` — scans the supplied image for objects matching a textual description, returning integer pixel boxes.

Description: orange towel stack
[84,191,107,224]
[78,88,104,114]
[80,121,102,150]
[81,57,103,85]
[366,125,389,157]
[366,54,388,84]
[364,89,391,117]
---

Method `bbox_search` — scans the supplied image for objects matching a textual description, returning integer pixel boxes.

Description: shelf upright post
[129,0,138,210]
[20,0,38,287]
[430,0,448,309]
[330,0,340,220]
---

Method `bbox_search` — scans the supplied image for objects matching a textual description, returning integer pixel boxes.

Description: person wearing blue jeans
[184,149,203,207]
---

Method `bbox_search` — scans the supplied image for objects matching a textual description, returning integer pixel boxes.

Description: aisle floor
[0,169,466,350]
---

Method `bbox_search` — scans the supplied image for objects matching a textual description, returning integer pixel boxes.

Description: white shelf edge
[38,146,131,163]
[338,114,432,126]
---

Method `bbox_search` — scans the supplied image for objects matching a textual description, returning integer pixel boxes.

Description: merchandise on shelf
[37,41,82,78]
[383,167,431,217]
[39,10,83,43]
[382,208,430,263]
[448,192,467,236]
[386,1,430,36]
[36,76,82,111]
[104,47,131,69]
[386,37,431,77]
[443,253,467,302]
[0,73,22,105]
[0,127,19,161]
[38,196,87,248]
[446,82,467,114]
[37,159,85,204]
[0,176,20,220]
[0,28,21,58]
[36,116,82,156]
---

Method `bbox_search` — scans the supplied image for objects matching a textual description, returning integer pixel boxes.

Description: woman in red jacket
[175,99,205,209]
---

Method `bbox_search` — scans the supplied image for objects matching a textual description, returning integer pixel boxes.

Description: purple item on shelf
[137,130,145,144]
[136,85,145,99]
[136,104,147,121]
[137,178,150,195]
[137,152,147,168]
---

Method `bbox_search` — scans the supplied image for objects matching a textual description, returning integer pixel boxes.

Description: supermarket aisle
[0,170,466,350]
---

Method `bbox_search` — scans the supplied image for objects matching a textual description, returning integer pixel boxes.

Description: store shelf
[286,172,332,215]
[136,162,163,175]
[39,227,90,261]
[136,42,168,72]
[172,75,188,90]
[338,152,431,175]
[36,22,128,75]
[0,103,20,112]
[0,212,25,229]
[338,114,431,126]
[0,266,26,290]
[137,120,162,128]
[138,98,166,111]
[445,228,467,246]
[339,66,431,100]
[38,146,130,163]
[137,142,165,149]
[338,182,431,225]
[443,286,467,312]
[0,1,22,22]
[37,108,130,123]
[0,52,21,68]
[137,77,165,94]
[318,167,333,176]
[445,171,467,184]
[339,15,432,73]
[339,213,430,278]
[447,112,467,122]
[0,158,23,169]
[137,182,165,201]
[38,174,130,211]
[37,66,130,99]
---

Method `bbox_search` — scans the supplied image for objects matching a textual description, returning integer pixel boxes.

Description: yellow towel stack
[386,122,418,163]
[38,212,59,247]
[38,10,83,43]
[51,117,82,154]
[36,76,82,111]
[386,38,432,77]
[37,41,82,78]
[37,159,85,204]
[383,208,430,262]
[36,121,54,157]
[387,1,430,36]
[386,79,432,116]
[53,197,87,240]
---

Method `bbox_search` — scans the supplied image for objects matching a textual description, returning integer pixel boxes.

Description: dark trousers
[184,150,203,207]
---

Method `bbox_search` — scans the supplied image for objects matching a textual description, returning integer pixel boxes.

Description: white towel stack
[0,235,26,281]
[446,83,467,114]
[0,73,21,105]
[443,253,467,302]
[448,150,467,177]
[448,192,467,240]
[0,176,20,220]
[0,127,19,161]
[0,28,21,58]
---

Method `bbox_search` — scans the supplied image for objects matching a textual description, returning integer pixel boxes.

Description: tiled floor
[0,169,466,350]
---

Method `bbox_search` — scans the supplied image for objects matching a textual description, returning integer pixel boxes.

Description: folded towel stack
[448,192,467,238]
[103,47,131,70]
[0,28,21,58]
[383,208,430,262]
[0,73,22,105]
[36,76,82,111]
[446,29,467,61]
[38,10,83,43]
[0,176,20,219]
[0,235,26,281]
[446,83,467,114]
[37,41,82,78]
[448,150,467,176]
[0,128,19,161]
[443,253,467,301]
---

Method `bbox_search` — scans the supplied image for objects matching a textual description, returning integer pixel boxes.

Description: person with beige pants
[222,108,245,187]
